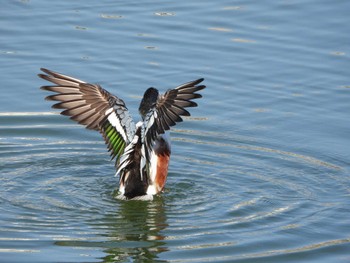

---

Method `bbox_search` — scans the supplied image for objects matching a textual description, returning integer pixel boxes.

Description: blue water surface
[1,0,350,262]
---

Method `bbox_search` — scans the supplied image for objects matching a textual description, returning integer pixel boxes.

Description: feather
[140,78,205,163]
[39,68,136,161]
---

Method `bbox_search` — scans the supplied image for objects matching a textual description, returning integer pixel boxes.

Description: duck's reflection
[101,197,168,263]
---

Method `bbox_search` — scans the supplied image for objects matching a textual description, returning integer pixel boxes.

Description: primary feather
[39,68,135,163]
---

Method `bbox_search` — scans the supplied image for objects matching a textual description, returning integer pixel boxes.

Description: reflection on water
[102,199,168,262]
[55,199,168,262]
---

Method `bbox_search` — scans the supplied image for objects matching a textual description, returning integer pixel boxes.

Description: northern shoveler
[38,68,205,200]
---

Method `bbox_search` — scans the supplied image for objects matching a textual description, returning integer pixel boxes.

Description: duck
[38,68,205,200]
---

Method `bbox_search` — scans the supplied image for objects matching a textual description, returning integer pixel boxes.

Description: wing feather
[39,68,136,161]
[173,99,197,108]
[142,78,205,161]
[52,100,84,109]
[41,86,78,94]
[46,94,83,101]
[61,105,91,116]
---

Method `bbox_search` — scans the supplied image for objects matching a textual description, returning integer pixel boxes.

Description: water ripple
[1,108,349,263]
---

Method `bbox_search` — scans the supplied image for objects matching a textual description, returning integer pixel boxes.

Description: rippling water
[1,0,350,262]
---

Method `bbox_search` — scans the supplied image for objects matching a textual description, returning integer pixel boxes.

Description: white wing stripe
[105,107,114,115]
[107,110,127,141]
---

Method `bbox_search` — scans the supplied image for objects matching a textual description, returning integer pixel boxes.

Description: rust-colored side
[155,153,170,193]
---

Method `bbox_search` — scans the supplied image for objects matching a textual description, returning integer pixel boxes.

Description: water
[1,0,350,262]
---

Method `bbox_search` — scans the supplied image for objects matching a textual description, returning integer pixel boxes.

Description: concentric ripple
[1,109,349,263]
[157,125,349,263]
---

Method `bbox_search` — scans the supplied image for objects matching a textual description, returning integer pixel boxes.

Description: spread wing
[142,78,205,160]
[38,68,136,161]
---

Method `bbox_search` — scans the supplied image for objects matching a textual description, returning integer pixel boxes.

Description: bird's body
[38,68,205,200]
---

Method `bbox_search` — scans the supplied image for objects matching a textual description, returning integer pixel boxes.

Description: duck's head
[139,87,159,119]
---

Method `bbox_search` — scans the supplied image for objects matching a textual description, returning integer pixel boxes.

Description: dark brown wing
[142,78,205,159]
[38,68,136,160]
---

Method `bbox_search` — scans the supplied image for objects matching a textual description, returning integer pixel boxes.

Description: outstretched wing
[142,78,205,160]
[38,68,136,161]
